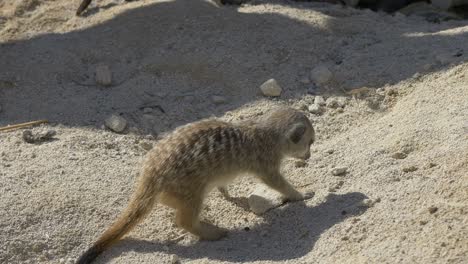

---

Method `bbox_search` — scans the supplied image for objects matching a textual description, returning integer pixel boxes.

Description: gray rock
[22,130,57,144]
[143,107,153,114]
[95,65,112,86]
[105,114,127,133]
[331,167,347,176]
[310,66,333,85]
[248,184,283,215]
[260,79,282,97]
[428,206,438,214]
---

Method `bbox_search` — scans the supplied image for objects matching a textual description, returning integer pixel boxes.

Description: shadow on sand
[98,192,368,262]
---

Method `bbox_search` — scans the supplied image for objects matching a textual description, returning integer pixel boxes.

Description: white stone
[310,66,333,85]
[308,104,322,115]
[314,96,326,106]
[248,184,283,215]
[260,79,282,97]
[105,114,127,133]
[95,64,112,86]
[331,167,347,176]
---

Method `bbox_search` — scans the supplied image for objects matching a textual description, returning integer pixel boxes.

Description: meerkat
[76,106,315,264]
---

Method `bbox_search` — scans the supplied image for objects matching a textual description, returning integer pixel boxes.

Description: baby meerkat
[77,106,315,264]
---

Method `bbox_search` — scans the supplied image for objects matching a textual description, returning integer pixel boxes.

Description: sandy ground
[1,0,467,263]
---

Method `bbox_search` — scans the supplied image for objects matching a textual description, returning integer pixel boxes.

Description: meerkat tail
[76,183,158,264]
[76,0,92,15]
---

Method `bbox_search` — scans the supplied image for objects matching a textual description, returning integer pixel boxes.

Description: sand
[0,0,467,263]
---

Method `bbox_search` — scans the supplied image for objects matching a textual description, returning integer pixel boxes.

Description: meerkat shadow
[103,192,369,262]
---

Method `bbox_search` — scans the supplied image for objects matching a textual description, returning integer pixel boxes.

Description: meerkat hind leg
[166,193,227,241]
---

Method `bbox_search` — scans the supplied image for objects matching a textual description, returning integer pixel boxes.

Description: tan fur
[76,106,315,264]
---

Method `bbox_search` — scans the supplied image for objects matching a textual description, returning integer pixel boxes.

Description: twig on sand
[0,119,48,132]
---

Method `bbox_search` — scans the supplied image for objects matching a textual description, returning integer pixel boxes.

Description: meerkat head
[258,106,315,160]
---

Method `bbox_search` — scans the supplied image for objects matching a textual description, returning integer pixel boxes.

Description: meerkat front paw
[283,191,314,203]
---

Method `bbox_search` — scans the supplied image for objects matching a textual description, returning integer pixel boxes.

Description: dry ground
[0,0,467,263]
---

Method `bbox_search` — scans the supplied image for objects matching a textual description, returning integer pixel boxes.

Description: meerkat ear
[287,123,306,144]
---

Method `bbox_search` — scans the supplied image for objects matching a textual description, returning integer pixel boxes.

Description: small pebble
[260,78,282,97]
[105,114,127,133]
[211,95,226,105]
[308,104,323,115]
[139,142,153,151]
[294,159,307,168]
[392,152,407,159]
[402,166,418,173]
[310,65,333,85]
[170,254,179,264]
[428,206,438,214]
[419,220,428,225]
[326,149,334,154]
[95,64,112,86]
[359,198,380,208]
[22,130,57,144]
[314,96,326,106]
[331,167,347,176]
